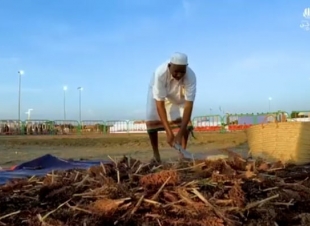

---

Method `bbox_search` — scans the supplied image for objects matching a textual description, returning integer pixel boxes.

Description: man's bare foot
[178,152,185,162]
[149,158,161,167]
[153,151,161,163]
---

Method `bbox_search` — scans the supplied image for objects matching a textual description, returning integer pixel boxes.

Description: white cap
[170,52,188,65]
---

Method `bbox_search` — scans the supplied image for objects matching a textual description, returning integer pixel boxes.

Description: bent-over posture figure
[146,52,197,162]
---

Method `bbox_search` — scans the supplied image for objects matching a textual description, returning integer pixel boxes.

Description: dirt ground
[0,131,248,168]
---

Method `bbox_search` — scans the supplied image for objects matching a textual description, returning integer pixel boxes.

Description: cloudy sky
[0,0,309,121]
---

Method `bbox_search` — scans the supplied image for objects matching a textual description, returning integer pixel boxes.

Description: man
[146,52,197,162]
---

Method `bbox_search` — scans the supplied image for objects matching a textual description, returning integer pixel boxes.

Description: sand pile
[1,152,310,226]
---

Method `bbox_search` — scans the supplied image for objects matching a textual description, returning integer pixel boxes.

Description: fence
[24,120,55,135]
[225,114,257,131]
[53,120,80,135]
[192,115,223,132]
[0,110,306,135]
[81,120,106,134]
[0,120,22,135]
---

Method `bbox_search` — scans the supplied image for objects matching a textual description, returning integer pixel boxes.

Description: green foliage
[291,111,310,118]
[291,111,299,118]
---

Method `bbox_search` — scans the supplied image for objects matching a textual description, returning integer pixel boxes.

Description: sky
[0,0,309,121]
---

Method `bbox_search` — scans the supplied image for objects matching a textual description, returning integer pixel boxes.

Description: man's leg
[147,130,161,162]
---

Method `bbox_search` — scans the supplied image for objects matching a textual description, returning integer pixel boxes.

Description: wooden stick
[74,171,80,182]
[40,199,71,221]
[176,162,205,171]
[191,153,196,166]
[28,175,36,182]
[128,155,131,168]
[107,155,117,166]
[192,188,233,224]
[157,219,163,226]
[215,199,233,205]
[130,195,145,215]
[150,165,163,172]
[262,187,278,192]
[244,194,279,210]
[143,199,162,206]
[134,164,143,174]
[248,159,256,172]
[163,195,197,208]
[100,162,107,175]
[51,170,54,184]
[0,210,21,221]
[192,188,215,209]
[145,213,162,218]
[131,159,139,170]
[183,180,199,187]
[107,155,121,183]
[267,167,283,172]
[272,199,294,207]
[151,176,171,201]
[66,203,92,214]
[75,175,89,188]
[117,168,120,184]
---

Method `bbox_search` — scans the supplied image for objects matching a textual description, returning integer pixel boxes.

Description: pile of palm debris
[1,152,310,226]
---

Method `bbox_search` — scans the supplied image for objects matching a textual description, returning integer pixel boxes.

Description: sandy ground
[0,131,248,167]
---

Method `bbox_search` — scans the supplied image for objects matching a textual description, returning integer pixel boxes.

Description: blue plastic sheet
[0,154,112,185]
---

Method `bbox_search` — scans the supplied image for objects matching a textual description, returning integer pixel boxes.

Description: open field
[0,132,248,167]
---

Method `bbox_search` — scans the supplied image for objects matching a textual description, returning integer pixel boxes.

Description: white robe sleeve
[152,70,167,101]
[183,67,196,102]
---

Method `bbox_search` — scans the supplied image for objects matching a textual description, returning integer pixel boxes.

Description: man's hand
[174,130,183,145]
[179,101,193,133]
[155,100,175,146]
[166,131,175,147]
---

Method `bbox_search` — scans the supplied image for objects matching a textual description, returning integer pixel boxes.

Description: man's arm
[156,101,173,134]
[180,69,196,133]
[179,101,194,133]
[153,72,173,134]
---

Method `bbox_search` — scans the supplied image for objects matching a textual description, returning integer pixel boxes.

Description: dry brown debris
[0,154,310,225]
[139,169,179,189]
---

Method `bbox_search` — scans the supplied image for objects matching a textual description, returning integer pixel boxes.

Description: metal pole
[64,90,66,121]
[268,97,272,112]
[79,89,81,123]
[18,74,21,130]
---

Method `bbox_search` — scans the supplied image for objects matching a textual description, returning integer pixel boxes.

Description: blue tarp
[0,154,112,185]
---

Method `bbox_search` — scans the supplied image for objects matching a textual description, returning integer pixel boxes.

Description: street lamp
[63,86,67,121]
[18,70,24,132]
[268,97,272,112]
[77,87,83,123]
[25,109,33,120]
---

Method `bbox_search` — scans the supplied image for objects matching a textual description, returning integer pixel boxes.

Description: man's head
[168,52,188,80]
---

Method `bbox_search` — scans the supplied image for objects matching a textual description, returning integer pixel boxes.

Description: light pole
[268,97,272,112]
[18,70,24,131]
[63,86,67,121]
[25,109,33,120]
[77,87,83,123]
